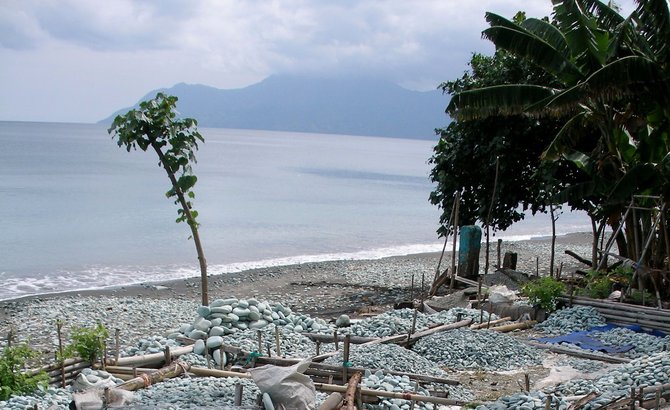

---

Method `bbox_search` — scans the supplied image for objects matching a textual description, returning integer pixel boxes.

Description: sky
[1,0,637,123]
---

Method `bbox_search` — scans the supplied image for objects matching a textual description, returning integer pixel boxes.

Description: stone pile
[323,343,474,401]
[362,370,435,410]
[590,327,670,358]
[534,306,606,335]
[475,391,569,410]
[412,328,543,371]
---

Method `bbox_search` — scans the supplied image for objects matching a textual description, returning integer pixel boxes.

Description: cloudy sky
[1,0,636,123]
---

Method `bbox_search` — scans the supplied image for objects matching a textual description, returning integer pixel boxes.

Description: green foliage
[64,323,109,363]
[630,289,655,305]
[580,270,613,299]
[0,344,48,401]
[521,277,566,312]
[108,93,204,229]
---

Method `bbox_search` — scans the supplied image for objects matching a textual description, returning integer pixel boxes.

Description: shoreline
[1,232,595,310]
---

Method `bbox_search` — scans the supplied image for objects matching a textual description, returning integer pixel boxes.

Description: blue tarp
[536,324,666,353]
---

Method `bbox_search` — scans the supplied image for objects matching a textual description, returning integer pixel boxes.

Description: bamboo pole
[313,382,466,406]
[489,320,536,333]
[112,345,193,367]
[558,296,670,318]
[525,341,630,364]
[470,316,512,330]
[449,191,460,290]
[302,333,377,344]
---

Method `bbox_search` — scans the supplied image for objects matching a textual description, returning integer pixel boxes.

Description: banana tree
[446,0,670,266]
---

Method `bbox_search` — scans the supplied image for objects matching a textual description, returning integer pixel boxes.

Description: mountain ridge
[101,75,449,139]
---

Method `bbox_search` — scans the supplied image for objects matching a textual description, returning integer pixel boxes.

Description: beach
[0,232,594,350]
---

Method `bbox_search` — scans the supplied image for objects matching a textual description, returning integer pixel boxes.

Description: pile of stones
[362,370,435,410]
[412,328,543,371]
[534,306,606,335]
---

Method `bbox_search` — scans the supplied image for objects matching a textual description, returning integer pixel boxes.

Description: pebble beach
[5,232,669,409]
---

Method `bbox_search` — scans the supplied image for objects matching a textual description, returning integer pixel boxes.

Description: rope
[175,360,191,379]
[245,351,262,365]
[140,373,152,388]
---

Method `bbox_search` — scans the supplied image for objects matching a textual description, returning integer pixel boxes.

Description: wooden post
[257,330,263,354]
[410,274,414,301]
[544,395,551,410]
[449,191,460,290]
[114,328,121,364]
[630,387,636,410]
[536,257,539,277]
[342,335,351,384]
[334,330,339,351]
[163,346,171,366]
[316,341,321,356]
[497,239,502,269]
[478,277,484,323]
[407,308,418,344]
[275,327,282,357]
[234,383,243,406]
[524,374,530,392]
[56,320,66,388]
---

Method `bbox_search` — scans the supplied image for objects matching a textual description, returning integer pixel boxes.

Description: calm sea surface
[0,122,591,301]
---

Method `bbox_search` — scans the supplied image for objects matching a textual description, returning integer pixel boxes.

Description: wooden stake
[497,239,502,269]
[524,374,530,392]
[342,335,351,383]
[334,330,339,351]
[56,320,65,388]
[163,346,171,366]
[257,330,263,354]
[316,341,321,356]
[275,326,282,357]
[234,383,243,406]
[449,191,460,291]
[114,328,120,364]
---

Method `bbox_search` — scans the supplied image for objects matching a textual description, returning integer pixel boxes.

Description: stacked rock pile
[590,327,670,358]
[534,306,606,335]
[323,343,474,401]
[475,391,569,410]
[548,351,670,408]
[362,370,435,410]
[412,328,543,371]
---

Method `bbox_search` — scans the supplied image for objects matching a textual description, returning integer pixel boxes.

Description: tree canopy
[432,0,670,274]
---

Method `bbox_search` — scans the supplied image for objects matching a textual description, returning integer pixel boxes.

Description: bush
[0,344,48,400]
[521,277,565,312]
[581,270,613,299]
[65,322,109,363]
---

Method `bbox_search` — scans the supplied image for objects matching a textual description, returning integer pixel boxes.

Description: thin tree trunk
[485,157,500,275]
[550,204,556,278]
[152,144,208,306]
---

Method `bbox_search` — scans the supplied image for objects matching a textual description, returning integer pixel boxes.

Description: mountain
[101,75,449,139]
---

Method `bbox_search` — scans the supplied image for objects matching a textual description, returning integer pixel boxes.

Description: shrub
[521,277,565,312]
[0,344,48,400]
[581,270,613,299]
[65,322,109,363]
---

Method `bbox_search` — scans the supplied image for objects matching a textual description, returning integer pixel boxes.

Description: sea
[0,121,592,301]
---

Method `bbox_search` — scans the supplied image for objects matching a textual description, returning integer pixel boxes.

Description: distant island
[101,75,448,139]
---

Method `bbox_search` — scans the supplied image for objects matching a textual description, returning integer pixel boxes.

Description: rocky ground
[5,233,664,409]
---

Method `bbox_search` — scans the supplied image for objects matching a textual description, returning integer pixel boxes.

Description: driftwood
[470,316,512,330]
[362,318,473,347]
[317,393,343,410]
[302,333,377,344]
[564,250,592,267]
[524,341,630,364]
[116,360,192,391]
[489,320,536,333]
[567,392,600,410]
[342,372,362,410]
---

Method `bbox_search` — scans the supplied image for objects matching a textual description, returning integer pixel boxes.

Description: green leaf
[177,175,197,192]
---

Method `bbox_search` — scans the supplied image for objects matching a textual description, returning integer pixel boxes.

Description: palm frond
[485,12,529,32]
[482,26,582,83]
[552,0,608,71]
[581,55,670,104]
[607,163,658,202]
[541,113,589,160]
[634,0,670,66]
[577,0,625,30]
[522,18,571,59]
[446,84,557,120]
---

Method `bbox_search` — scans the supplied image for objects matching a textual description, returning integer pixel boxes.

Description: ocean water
[0,122,591,301]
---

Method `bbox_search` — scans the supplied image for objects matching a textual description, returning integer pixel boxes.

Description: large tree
[108,93,210,305]
[444,0,670,269]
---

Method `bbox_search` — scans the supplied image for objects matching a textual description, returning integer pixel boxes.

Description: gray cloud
[0,0,638,122]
